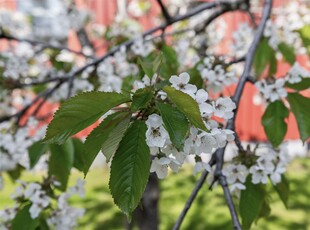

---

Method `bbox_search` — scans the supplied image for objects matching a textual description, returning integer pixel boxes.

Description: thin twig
[226,56,246,66]
[32,81,63,116]
[19,76,67,87]
[0,33,93,58]
[173,155,216,230]
[247,10,258,27]
[219,175,241,230]
[156,0,172,23]
[195,1,244,34]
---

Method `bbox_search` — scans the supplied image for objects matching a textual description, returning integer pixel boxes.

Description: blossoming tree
[0,0,309,229]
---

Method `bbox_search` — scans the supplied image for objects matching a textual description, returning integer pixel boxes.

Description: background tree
[0,0,309,229]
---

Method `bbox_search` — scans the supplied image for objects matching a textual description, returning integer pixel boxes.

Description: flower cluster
[47,180,85,230]
[249,144,290,185]
[221,144,291,195]
[12,182,51,219]
[0,207,17,230]
[264,2,310,52]
[0,118,47,189]
[96,48,139,93]
[0,3,90,43]
[255,62,309,102]
[131,36,154,57]
[255,78,287,102]
[0,179,85,230]
[198,56,238,93]
[222,163,248,192]
[231,23,254,57]
[285,62,310,84]
[145,73,236,179]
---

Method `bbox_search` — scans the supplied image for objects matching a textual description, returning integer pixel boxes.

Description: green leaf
[11,204,39,230]
[285,77,310,91]
[44,91,130,144]
[262,101,289,147]
[138,54,162,78]
[131,87,153,112]
[273,175,290,209]
[109,120,150,218]
[83,112,131,176]
[28,141,48,169]
[240,176,265,230]
[157,102,189,150]
[297,25,310,54]
[38,218,49,230]
[268,49,277,76]
[101,114,131,163]
[278,42,295,65]
[287,93,310,142]
[7,164,24,181]
[253,37,277,77]
[188,67,203,88]
[160,45,179,79]
[163,86,207,131]
[257,198,271,221]
[122,75,140,96]
[72,138,85,172]
[48,139,74,190]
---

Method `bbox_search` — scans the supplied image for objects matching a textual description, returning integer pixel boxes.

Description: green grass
[1,158,310,230]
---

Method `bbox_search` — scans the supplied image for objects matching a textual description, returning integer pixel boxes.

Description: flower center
[151,127,161,138]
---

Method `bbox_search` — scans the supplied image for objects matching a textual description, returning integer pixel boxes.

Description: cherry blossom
[146,114,169,148]
[213,97,236,120]
[193,161,211,176]
[249,166,269,184]
[255,78,287,102]
[286,62,310,84]
[169,72,197,97]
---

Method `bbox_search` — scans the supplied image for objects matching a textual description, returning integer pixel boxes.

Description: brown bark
[130,173,160,230]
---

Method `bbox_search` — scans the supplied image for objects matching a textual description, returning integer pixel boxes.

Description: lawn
[1,158,310,230]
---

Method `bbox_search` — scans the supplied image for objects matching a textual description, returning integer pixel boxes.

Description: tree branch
[0,80,63,124]
[219,175,241,230]
[172,170,209,230]
[156,0,172,23]
[174,0,273,229]
[195,1,244,34]
[18,76,66,88]
[0,33,93,58]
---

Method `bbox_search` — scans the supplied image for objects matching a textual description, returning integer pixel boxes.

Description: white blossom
[222,163,248,185]
[131,36,154,57]
[213,97,236,120]
[145,114,169,148]
[270,163,286,185]
[286,62,309,84]
[231,23,254,56]
[230,182,246,193]
[249,166,269,184]
[47,193,84,230]
[193,161,211,176]
[255,79,287,102]
[169,72,197,97]
[195,89,209,104]
[150,157,169,179]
